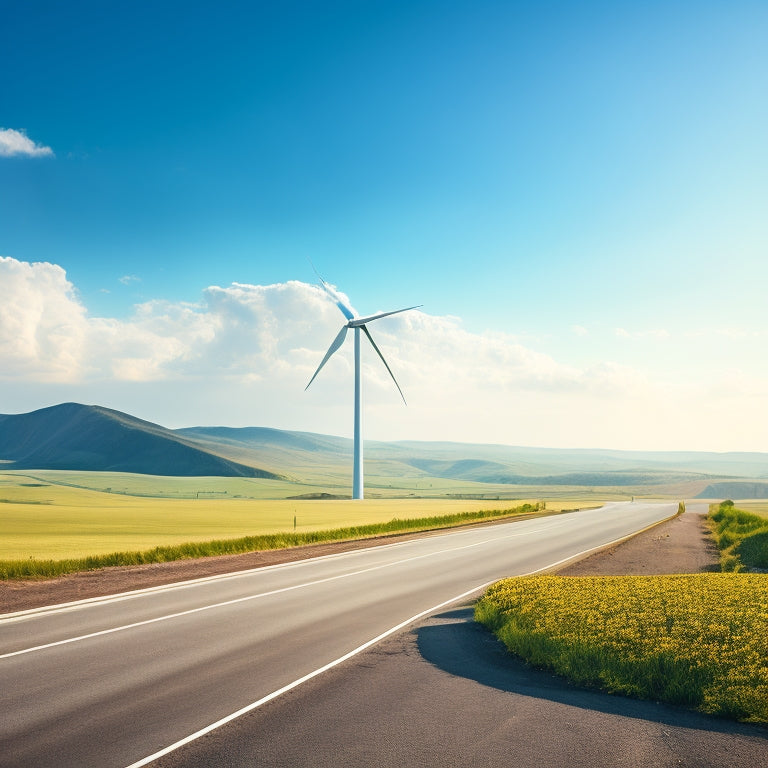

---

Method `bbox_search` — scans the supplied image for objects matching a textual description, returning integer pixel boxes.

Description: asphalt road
[1,502,680,768]
[156,605,768,768]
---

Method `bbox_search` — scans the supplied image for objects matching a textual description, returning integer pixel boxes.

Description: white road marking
[0,512,577,623]
[0,524,565,659]
[0,535,440,622]
[121,581,497,768]
[121,524,669,768]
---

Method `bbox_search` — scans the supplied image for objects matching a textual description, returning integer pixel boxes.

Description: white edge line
[1,507,594,623]
[0,527,485,622]
[1,530,534,659]
[10,500,667,622]
[122,580,495,768]
[0,538,420,622]
[121,511,677,768]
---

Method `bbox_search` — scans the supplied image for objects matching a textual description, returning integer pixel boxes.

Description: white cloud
[1,256,767,450]
[0,257,87,381]
[0,128,54,158]
[119,275,141,285]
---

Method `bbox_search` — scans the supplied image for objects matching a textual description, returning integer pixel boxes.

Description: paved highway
[1,502,676,768]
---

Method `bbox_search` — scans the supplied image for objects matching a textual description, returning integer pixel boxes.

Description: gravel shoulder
[557,503,719,576]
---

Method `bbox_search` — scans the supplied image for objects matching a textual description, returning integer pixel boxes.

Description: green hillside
[0,403,280,478]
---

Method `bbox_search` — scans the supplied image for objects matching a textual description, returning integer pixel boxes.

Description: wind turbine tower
[306,274,419,499]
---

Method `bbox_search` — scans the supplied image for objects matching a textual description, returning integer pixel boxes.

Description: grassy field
[1,502,548,579]
[1,468,658,501]
[476,573,768,723]
[0,487,533,560]
[733,500,768,518]
[0,470,611,562]
[6,467,543,500]
[0,470,614,561]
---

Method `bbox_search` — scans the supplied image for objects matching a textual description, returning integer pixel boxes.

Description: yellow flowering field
[475,574,768,722]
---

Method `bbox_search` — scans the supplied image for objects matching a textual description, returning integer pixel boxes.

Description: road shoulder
[557,504,720,576]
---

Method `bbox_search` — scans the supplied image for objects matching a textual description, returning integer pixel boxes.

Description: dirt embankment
[0,509,719,614]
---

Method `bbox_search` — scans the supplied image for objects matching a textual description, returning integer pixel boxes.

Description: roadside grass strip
[0,502,543,580]
[476,573,768,723]
[709,500,768,571]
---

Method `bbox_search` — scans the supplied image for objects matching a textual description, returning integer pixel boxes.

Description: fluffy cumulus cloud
[0,257,87,380]
[0,260,365,389]
[0,128,54,158]
[2,256,767,450]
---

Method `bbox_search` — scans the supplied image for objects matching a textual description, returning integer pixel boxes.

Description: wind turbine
[306,274,420,499]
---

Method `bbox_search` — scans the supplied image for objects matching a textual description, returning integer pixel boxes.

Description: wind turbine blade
[349,305,422,326]
[309,262,356,321]
[360,325,407,405]
[329,291,356,322]
[305,325,348,390]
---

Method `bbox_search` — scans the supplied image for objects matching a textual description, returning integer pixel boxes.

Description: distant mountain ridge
[181,425,768,485]
[2,403,768,486]
[0,403,279,478]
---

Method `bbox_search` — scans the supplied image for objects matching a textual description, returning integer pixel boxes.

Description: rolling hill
[0,403,280,478]
[177,426,768,490]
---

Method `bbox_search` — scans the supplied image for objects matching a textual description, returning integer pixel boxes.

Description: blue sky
[2,1,768,450]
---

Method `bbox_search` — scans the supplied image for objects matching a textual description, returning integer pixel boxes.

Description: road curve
[0,502,675,768]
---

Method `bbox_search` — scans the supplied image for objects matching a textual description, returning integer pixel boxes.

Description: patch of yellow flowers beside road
[476,574,768,722]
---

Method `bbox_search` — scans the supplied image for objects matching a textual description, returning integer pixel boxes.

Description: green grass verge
[476,573,768,723]
[708,500,768,571]
[0,502,543,580]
